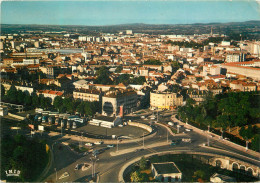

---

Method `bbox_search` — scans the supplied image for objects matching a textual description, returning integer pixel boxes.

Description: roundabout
[43,112,260,182]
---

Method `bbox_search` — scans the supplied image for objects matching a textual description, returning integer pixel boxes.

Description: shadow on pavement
[74,174,92,182]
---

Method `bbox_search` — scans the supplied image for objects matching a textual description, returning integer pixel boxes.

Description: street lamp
[221,127,223,139]
[90,156,99,178]
[117,137,120,152]
[207,125,210,146]
[166,130,168,143]
[54,168,57,182]
[157,108,159,122]
[61,120,63,136]
[79,132,83,150]
[246,139,249,151]
[143,132,145,147]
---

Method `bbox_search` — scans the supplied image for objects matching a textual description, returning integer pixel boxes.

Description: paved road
[40,110,259,182]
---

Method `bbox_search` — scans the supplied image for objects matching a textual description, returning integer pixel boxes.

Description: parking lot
[75,124,148,139]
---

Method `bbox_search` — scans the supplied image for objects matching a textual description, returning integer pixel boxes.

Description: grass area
[125,154,258,182]
[140,169,154,181]
[170,127,177,133]
[69,143,89,153]
[134,111,146,114]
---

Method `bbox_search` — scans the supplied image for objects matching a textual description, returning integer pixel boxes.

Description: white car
[107,144,115,148]
[182,138,191,143]
[141,116,145,119]
[185,129,191,132]
[94,141,103,145]
[168,122,174,126]
[85,143,93,146]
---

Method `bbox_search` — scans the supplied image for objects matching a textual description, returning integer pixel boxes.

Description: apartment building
[37,90,64,103]
[73,89,102,102]
[150,91,183,110]
[203,65,222,76]
[102,89,137,117]
[226,52,245,63]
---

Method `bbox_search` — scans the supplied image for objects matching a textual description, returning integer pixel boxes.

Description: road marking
[134,141,158,153]
[59,172,69,180]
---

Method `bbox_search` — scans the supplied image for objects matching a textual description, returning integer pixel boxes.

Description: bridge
[210,156,259,178]
[119,151,260,182]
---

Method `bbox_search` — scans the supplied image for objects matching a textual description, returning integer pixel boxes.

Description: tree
[139,157,147,170]
[251,134,260,152]
[6,85,18,103]
[115,65,123,73]
[17,90,25,104]
[84,102,93,116]
[131,76,146,85]
[64,97,73,114]
[53,96,63,111]
[239,126,246,139]
[1,84,5,96]
[76,102,85,116]
[94,66,113,85]
[13,146,25,161]
[193,170,205,180]
[31,93,40,107]
[24,94,32,106]
[130,171,149,182]
[144,59,162,65]
[115,74,131,85]
[130,171,141,182]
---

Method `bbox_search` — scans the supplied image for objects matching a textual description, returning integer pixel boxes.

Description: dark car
[135,148,144,152]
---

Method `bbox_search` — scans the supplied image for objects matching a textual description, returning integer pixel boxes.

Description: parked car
[185,129,191,132]
[168,122,174,126]
[182,138,191,143]
[94,141,103,145]
[135,148,144,152]
[171,142,176,146]
[107,144,115,148]
[85,143,93,146]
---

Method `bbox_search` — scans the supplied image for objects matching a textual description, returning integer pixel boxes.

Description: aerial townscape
[1,1,260,183]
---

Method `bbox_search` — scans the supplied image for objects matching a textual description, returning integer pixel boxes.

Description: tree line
[1,85,52,109]
[53,96,100,116]
[1,134,48,182]
[94,66,146,85]
[166,37,225,49]
[178,91,260,151]
[1,84,100,117]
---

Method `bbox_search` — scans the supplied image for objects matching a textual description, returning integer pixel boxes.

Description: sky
[1,0,260,26]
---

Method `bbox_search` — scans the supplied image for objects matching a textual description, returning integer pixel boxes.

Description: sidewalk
[171,115,260,158]
[110,141,170,156]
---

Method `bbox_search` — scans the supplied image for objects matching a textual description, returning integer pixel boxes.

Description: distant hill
[1,20,260,39]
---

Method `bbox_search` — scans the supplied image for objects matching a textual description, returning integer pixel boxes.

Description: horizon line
[1,20,259,27]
